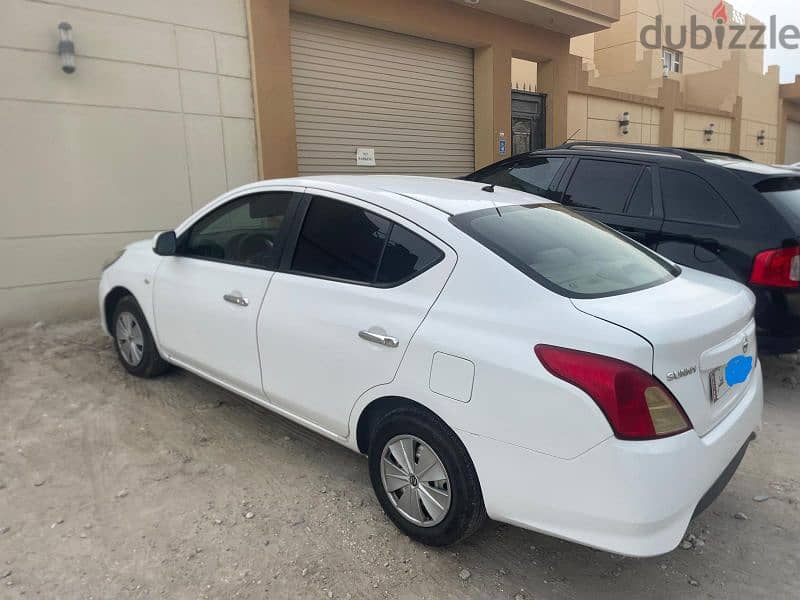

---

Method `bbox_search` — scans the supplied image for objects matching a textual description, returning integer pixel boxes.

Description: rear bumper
[753,287,800,354]
[459,360,763,557]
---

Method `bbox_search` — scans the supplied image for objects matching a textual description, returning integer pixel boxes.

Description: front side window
[564,159,642,214]
[451,204,678,298]
[661,169,738,226]
[479,157,565,196]
[182,192,292,268]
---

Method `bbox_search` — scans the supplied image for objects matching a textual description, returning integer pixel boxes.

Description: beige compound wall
[566,93,661,144]
[0,0,258,327]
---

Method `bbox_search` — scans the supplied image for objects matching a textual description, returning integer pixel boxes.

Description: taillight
[534,345,692,441]
[749,246,800,288]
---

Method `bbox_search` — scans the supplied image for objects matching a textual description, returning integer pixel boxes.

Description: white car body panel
[99,175,763,557]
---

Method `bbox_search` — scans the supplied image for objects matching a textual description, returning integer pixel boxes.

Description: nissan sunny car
[99,176,763,556]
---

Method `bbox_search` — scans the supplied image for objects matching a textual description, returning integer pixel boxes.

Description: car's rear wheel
[112,296,170,378]
[367,407,486,546]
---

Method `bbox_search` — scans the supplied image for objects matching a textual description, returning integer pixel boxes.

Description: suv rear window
[757,177,800,230]
[451,205,678,298]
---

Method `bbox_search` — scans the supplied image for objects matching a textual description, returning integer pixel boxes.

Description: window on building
[663,48,682,74]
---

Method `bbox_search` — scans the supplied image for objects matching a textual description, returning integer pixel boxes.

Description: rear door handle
[359,329,399,348]
[223,292,249,307]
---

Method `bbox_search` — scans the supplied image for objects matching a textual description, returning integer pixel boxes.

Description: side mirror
[153,231,177,256]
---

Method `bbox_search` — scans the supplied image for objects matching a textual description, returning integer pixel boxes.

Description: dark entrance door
[511,90,546,155]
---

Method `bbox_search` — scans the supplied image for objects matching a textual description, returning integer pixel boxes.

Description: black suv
[466,142,800,354]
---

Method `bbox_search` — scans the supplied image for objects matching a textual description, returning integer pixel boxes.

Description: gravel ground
[0,319,798,599]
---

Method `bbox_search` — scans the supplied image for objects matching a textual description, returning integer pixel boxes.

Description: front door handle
[223,292,249,307]
[359,329,399,348]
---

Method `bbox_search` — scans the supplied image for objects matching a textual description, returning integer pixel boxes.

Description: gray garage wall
[0,0,258,327]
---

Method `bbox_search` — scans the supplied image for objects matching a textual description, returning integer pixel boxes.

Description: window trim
[175,190,301,271]
[663,48,682,73]
[281,192,446,289]
[659,167,741,228]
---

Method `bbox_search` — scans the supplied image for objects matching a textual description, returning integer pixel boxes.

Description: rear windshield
[757,177,800,231]
[451,204,679,298]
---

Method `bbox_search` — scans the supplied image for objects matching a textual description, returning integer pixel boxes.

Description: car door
[655,166,743,281]
[153,189,300,397]
[257,191,456,437]
[559,158,663,250]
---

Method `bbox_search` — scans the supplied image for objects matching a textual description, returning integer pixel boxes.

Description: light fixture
[463,0,480,4]
[618,112,631,136]
[757,130,766,146]
[58,22,75,74]
[704,123,715,143]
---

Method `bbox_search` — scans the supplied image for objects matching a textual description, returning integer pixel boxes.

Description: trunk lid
[572,269,756,436]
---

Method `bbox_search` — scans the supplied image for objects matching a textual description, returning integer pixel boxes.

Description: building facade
[512,0,789,163]
[1,0,620,326]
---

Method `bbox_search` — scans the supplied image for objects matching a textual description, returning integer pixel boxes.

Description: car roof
[253,175,551,216]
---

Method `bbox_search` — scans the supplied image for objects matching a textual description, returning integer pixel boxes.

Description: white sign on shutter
[356,148,376,167]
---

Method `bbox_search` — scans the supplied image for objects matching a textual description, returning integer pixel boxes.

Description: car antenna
[481,184,503,217]
[564,128,582,143]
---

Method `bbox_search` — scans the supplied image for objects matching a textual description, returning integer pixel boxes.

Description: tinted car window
[182,192,291,268]
[479,157,565,196]
[376,225,444,285]
[626,167,654,217]
[661,169,738,226]
[451,204,677,298]
[564,160,641,213]
[757,177,800,231]
[292,196,390,283]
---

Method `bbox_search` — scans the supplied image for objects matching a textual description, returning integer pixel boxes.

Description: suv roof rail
[554,141,704,162]
[676,148,753,162]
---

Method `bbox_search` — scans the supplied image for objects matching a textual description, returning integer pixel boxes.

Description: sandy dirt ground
[0,319,798,599]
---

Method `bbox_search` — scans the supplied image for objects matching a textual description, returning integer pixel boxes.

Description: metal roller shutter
[290,13,475,177]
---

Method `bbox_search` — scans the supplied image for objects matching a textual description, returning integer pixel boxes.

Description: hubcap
[116,312,144,367]
[380,435,451,527]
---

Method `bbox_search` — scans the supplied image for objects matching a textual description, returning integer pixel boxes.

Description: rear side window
[451,204,678,298]
[478,157,565,196]
[376,225,444,285]
[291,196,443,285]
[564,160,641,213]
[661,169,738,226]
[292,196,390,283]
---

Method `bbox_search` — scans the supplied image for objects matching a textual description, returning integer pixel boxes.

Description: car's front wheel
[367,407,486,546]
[112,296,170,378]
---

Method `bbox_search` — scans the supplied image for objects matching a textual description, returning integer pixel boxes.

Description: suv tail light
[749,246,800,288]
[534,345,692,440]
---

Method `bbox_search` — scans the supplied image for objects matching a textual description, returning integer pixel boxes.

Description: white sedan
[99,176,763,556]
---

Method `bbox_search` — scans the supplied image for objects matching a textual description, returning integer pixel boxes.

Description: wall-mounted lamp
[704,123,715,143]
[618,111,631,136]
[58,22,75,74]
[757,130,766,146]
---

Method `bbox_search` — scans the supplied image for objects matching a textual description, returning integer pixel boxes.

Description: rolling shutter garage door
[290,13,474,177]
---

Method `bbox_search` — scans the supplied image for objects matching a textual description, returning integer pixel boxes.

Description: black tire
[111,295,170,378]
[367,406,487,546]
